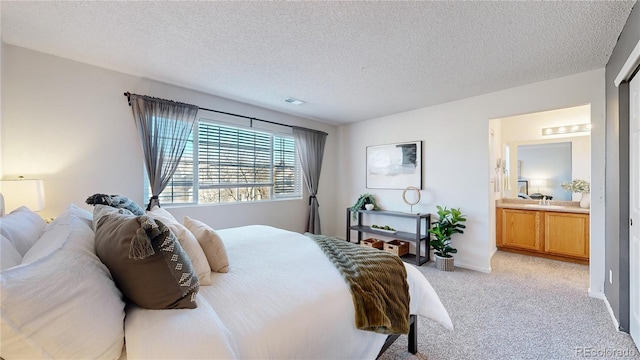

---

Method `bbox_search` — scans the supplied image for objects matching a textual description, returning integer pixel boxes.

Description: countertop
[496,199,590,214]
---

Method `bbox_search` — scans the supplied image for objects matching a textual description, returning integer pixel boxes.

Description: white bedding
[125,225,453,359]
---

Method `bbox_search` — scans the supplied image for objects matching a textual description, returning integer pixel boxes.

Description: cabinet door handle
[631,218,633,226]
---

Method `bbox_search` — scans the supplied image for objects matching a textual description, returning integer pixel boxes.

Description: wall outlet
[609,270,613,284]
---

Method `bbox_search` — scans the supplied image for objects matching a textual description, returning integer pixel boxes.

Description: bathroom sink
[523,204,565,209]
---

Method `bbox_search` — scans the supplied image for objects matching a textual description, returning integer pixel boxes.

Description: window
[147,118,302,205]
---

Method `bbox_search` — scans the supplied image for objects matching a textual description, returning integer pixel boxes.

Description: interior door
[630,72,639,350]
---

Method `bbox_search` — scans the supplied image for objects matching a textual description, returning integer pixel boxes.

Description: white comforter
[125,225,453,359]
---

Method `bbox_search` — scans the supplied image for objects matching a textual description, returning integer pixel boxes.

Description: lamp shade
[530,179,547,188]
[0,179,46,212]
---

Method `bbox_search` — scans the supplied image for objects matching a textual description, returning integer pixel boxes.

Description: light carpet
[380,251,639,360]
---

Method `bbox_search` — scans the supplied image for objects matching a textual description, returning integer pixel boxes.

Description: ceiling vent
[284,97,305,105]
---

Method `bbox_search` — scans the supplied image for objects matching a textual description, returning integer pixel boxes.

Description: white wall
[500,105,591,138]
[337,69,606,298]
[488,119,503,257]
[1,44,339,235]
[0,4,3,180]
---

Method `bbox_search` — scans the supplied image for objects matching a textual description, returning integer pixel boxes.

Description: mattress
[125,225,452,359]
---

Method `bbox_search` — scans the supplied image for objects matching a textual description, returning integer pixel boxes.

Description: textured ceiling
[1,1,636,125]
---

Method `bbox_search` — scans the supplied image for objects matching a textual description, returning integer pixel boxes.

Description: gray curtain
[292,127,327,234]
[130,94,198,210]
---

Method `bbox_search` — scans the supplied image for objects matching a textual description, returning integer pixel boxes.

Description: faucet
[539,196,550,206]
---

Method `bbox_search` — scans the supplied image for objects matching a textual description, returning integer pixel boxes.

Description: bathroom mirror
[518,142,572,200]
[506,136,590,201]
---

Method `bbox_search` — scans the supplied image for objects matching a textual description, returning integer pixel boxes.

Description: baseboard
[454,261,492,273]
[602,296,621,331]
[588,288,605,300]
[489,246,498,257]
[454,249,495,273]
[589,291,621,332]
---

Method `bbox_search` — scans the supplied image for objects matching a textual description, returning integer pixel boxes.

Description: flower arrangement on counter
[561,179,590,193]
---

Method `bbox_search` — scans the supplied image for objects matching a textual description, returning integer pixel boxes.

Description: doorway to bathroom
[489,105,592,268]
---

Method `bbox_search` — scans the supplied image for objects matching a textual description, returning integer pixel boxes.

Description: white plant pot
[365,204,375,211]
[580,193,591,209]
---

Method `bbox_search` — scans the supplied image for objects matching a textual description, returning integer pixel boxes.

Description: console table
[346,208,431,266]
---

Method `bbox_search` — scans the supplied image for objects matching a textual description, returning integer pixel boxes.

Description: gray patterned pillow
[86,193,145,216]
[92,204,132,231]
[94,209,199,309]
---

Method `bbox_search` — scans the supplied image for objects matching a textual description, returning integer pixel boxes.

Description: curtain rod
[123,92,328,136]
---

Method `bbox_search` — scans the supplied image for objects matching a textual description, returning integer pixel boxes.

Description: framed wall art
[366,141,422,189]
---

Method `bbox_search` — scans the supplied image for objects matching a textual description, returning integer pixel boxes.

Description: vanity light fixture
[284,97,305,105]
[542,123,591,136]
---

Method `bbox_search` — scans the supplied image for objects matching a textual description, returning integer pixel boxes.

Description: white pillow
[1,235,22,271]
[55,203,93,229]
[1,246,125,359]
[147,207,212,286]
[22,213,96,266]
[0,206,46,256]
[21,222,71,265]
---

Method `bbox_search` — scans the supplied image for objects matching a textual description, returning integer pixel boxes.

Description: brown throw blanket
[305,233,410,335]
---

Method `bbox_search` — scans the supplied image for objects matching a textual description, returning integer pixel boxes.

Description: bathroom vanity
[496,199,590,263]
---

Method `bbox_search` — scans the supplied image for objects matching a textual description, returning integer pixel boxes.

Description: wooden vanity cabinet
[544,212,589,259]
[497,208,589,262]
[497,209,544,252]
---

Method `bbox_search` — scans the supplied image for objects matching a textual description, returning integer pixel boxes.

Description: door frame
[614,39,640,346]
[628,69,639,353]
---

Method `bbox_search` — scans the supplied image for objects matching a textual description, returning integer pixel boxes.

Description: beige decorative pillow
[183,216,229,273]
[147,207,212,285]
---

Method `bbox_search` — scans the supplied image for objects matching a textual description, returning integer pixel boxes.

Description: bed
[0,200,453,360]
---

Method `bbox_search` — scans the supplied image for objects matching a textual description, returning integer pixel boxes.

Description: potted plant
[561,179,590,208]
[428,205,467,271]
[350,193,377,220]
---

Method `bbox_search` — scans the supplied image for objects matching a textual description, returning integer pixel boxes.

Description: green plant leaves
[350,193,377,220]
[428,205,466,258]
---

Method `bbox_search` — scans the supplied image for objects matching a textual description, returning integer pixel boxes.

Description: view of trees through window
[147,120,301,205]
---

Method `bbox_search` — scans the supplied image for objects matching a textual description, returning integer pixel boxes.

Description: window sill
[158,196,304,209]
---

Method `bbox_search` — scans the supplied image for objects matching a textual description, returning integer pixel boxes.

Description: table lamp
[0,176,46,213]
[530,178,547,194]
